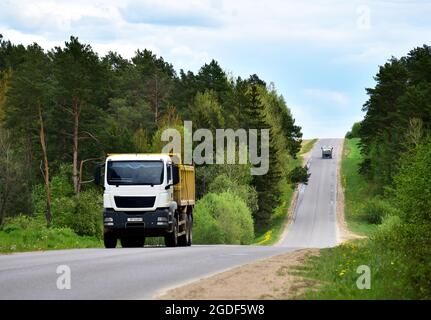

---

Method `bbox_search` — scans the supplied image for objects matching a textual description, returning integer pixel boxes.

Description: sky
[1,0,430,138]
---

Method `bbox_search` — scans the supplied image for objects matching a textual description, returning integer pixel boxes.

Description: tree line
[358,45,431,190]
[353,45,431,298]
[0,35,303,233]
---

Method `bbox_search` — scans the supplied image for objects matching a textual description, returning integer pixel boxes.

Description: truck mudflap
[103,208,173,236]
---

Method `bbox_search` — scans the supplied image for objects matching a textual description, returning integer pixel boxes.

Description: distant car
[321,146,333,159]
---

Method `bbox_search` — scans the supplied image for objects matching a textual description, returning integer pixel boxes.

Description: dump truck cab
[321,146,333,159]
[95,153,195,248]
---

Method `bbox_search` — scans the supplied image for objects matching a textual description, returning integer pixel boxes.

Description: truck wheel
[165,217,178,247]
[121,237,145,248]
[104,234,117,248]
[187,215,193,246]
[178,215,189,247]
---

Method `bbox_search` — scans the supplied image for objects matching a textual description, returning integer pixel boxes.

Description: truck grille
[114,196,156,208]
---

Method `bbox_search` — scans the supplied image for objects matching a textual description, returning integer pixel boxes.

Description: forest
[338,45,431,298]
[0,35,303,245]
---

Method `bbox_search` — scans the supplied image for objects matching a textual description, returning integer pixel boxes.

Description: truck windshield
[107,161,164,185]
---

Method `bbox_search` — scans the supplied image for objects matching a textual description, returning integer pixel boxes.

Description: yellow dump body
[173,164,195,207]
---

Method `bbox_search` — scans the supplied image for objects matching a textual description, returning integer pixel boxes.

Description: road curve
[279,138,343,248]
[0,139,342,299]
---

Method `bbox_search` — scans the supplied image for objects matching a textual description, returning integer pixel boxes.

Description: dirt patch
[336,139,366,243]
[157,248,320,300]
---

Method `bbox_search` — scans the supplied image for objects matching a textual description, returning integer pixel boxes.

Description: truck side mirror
[172,165,180,185]
[94,164,102,186]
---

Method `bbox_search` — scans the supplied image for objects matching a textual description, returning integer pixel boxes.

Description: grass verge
[293,238,408,299]
[254,138,317,245]
[0,215,102,254]
[341,138,378,236]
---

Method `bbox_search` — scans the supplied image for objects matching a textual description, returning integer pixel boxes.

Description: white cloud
[303,89,349,106]
[0,0,430,137]
[1,0,430,67]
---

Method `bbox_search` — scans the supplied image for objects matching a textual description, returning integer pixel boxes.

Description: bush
[345,121,362,139]
[208,174,258,214]
[372,214,403,248]
[195,162,253,199]
[71,190,103,238]
[358,197,397,224]
[391,139,431,298]
[50,190,103,238]
[0,215,102,253]
[287,166,310,185]
[1,214,45,233]
[193,192,254,244]
[32,165,103,238]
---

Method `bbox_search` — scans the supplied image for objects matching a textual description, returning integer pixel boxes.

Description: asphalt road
[0,246,291,299]
[0,138,342,300]
[279,138,343,248]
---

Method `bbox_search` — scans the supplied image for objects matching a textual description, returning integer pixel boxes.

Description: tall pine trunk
[37,103,52,226]
[154,74,159,123]
[72,98,80,194]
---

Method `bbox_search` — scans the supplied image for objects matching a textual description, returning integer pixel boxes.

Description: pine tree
[243,84,283,228]
[5,44,53,225]
[50,36,109,194]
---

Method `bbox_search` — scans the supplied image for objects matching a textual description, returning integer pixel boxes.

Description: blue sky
[1,0,430,138]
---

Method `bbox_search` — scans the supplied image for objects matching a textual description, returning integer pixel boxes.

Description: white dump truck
[321,146,333,159]
[94,153,195,248]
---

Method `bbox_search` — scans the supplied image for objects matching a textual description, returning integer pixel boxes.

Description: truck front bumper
[103,208,173,236]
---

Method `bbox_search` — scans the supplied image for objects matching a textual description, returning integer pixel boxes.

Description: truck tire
[178,214,189,247]
[121,237,145,248]
[187,215,192,246]
[104,234,117,248]
[165,217,178,247]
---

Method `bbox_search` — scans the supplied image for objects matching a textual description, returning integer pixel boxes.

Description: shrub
[394,139,431,225]
[1,214,45,233]
[392,138,431,298]
[208,174,258,214]
[195,162,253,199]
[358,197,397,224]
[31,166,103,238]
[193,192,254,244]
[287,166,310,185]
[372,214,403,248]
[345,121,362,139]
[50,190,103,238]
[72,189,103,238]
[0,215,102,253]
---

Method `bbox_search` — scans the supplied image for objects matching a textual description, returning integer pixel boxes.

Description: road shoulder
[336,139,366,243]
[157,248,319,300]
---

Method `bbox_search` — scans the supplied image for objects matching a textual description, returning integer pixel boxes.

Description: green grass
[254,138,317,245]
[293,239,408,299]
[300,138,318,155]
[341,138,378,236]
[0,215,102,254]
